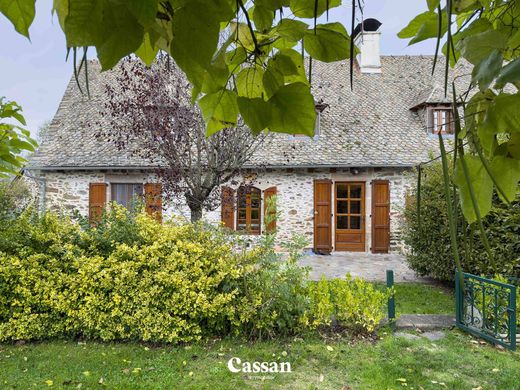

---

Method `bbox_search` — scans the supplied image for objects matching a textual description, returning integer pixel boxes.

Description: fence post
[510,285,517,351]
[387,269,395,330]
[455,272,461,326]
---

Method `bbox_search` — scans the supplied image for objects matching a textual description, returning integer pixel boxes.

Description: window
[236,186,261,234]
[429,108,454,135]
[111,183,143,210]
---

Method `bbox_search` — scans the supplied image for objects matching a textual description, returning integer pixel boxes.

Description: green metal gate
[455,273,517,351]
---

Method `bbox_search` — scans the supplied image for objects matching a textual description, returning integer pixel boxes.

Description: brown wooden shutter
[371,180,390,253]
[263,186,277,233]
[221,186,235,229]
[89,183,107,225]
[144,183,162,222]
[314,179,332,254]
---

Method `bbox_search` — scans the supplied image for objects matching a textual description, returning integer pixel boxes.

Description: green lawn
[393,282,454,315]
[1,330,519,389]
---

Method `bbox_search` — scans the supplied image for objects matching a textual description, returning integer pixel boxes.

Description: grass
[0,330,519,389]
[393,282,454,315]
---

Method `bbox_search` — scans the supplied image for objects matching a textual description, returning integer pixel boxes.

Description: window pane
[337,200,348,214]
[251,209,259,220]
[350,216,361,229]
[337,184,348,198]
[350,200,361,214]
[238,209,246,219]
[350,185,362,198]
[111,183,143,209]
[337,216,348,229]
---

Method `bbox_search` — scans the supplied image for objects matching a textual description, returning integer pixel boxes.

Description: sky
[0,1,436,137]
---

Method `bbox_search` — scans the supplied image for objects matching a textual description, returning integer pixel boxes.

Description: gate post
[387,270,395,330]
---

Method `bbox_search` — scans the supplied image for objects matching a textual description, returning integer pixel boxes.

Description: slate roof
[28,56,471,170]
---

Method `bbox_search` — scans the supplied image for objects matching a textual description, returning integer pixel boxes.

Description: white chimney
[353,18,382,74]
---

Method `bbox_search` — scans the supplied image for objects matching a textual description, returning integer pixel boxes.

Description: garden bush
[402,161,520,281]
[0,205,390,342]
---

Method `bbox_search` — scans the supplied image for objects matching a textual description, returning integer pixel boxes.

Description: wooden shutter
[263,186,277,233]
[371,180,390,253]
[144,183,162,222]
[314,179,332,254]
[221,186,235,229]
[89,183,107,225]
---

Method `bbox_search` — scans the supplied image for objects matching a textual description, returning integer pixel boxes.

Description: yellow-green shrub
[304,274,390,333]
[0,206,390,342]
[0,207,260,342]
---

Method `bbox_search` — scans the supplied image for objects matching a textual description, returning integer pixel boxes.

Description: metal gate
[455,272,517,351]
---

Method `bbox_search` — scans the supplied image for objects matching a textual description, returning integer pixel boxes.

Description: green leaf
[472,49,503,91]
[268,49,307,84]
[274,19,308,41]
[303,23,351,62]
[64,0,144,70]
[237,97,272,133]
[268,82,316,135]
[495,58,520,89]
[489,156,520,203]
[0,0,35,38]
[256,0,288,10]
[453,155,493,224]
[398,10,447,45]
[481,93,520,135]
[427,0,440,11]
[262,65,284,99]
[126,0,159,27]
[199,90,238,136]
[459,29,507,65]
[171,0,233,88]
[236,67,265,98]
[289,0,340,19]
[200,51,230,94]
[135,33,158,66]
[252,5,274,32]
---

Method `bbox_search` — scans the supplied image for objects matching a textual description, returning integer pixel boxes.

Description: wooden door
[313,180,332,254]
[371,180,390,253]
[335,182,365,251]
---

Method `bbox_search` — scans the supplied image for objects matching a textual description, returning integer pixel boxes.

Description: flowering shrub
[0,205,389,342]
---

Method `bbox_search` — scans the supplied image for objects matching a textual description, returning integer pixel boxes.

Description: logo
[227,357,292,374]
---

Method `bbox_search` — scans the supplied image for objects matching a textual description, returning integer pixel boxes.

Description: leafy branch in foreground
[0,97,38,178]
[1,0,358,136]
[401,0,520,275]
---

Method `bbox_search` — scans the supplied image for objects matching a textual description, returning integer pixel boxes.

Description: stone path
[299,251,432,283]
[396,314,455,330]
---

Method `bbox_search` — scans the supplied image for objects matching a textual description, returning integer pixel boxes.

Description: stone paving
[299,251,432,283]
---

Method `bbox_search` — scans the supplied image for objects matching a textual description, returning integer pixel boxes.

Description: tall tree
[101,57,265,222]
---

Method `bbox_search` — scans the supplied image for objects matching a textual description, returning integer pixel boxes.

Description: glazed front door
[335,182,365,251]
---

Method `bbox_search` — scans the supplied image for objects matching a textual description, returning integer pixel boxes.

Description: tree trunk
[190,205,203,222]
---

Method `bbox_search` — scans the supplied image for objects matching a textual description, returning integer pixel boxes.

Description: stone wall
[33,167,413,253]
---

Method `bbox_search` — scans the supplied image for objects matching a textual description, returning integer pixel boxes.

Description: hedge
[0,204,389,342]
[402,162,520,281]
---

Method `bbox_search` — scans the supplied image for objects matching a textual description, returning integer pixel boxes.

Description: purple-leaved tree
[100,57,265,222]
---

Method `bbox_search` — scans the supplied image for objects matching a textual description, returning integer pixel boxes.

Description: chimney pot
[353,18,382,74]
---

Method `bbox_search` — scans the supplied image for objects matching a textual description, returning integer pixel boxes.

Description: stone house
[26,21,468,254]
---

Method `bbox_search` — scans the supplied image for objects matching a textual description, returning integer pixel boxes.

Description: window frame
[110,183,144,210]
[427,105,455,137]
[236,186,262,235]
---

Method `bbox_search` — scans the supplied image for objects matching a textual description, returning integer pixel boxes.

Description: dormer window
[429,107,454,135]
